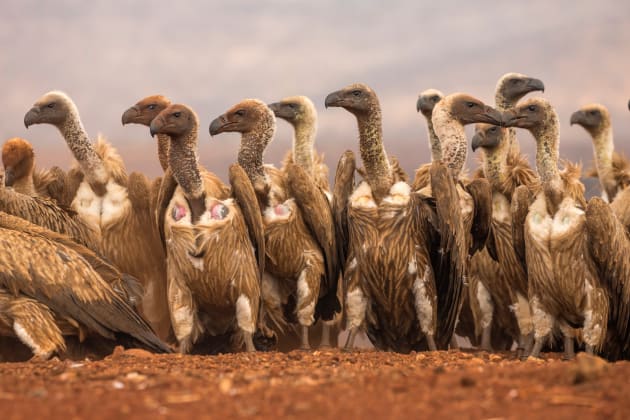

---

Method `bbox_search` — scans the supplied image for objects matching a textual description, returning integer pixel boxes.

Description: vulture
[493,72,545,153]
[151,103,266,353]
[326,83,500,353]
[0,211,170,359]
[24,91,171,341]
[122,95,173,173]
[267,95,340,348]
[412,89,444,190]
[210,99,340,350]
[470,123,540,354]
[505,97,630,360]
[570,103,630,202]
[2,137,67,202]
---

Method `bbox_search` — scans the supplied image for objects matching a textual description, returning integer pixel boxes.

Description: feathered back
[499,152,540,199]
[560,160,586,207]
[281,150,330,191]
[69,135,128,186]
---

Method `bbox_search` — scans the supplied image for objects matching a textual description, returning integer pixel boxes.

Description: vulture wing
[229,163,266,278]
[155,168,179,248]
[332,150,356,274]
[511,185,531,270]
[464,178,496,259]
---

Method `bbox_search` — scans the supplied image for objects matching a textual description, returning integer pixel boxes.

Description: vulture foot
[480,326,493,352]
[343,327,359,350]
[300,326,311,350]
[427,335,437,352]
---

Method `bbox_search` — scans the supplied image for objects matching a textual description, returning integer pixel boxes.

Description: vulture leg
[529,339,543,359]
[343,327,359,350]
[449,335,459,350]
[512,292,534,356]
[562,336,575,361]
[343,260,367,350]
[243,332,256,353]
[167,279,199,354]
[296,263,322,350]
[476,281,494,352]
[320,322,332,348]
[411,265,437,352]
[426,335,437,352]
[300,326,310,350]
[529,296,553,359]
[235,294,258,353]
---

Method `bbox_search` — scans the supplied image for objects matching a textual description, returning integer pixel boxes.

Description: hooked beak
[570,110,585,126]
[121,106,139,126]
[477,106,504,126]
[416,96,432,114]
[501,109,526,128]
[267,102,281,115]
[471,132,484,152]
[209,115,228,136]
[526,77,545,94]
[4,167,14,187]
[149,116,164,137]
[24,107,39,128]
[324,91,343,109]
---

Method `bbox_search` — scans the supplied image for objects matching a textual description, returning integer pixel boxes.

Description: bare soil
[1,348,628,419]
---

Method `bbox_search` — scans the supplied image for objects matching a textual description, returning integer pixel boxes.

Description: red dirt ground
[1,348,628,419]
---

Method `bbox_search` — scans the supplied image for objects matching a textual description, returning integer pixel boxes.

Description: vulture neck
[423,113,442,162]
[532,116,563,214]
[238,132,268,190]
[494,94,521,155]
[356,108,392,202]
[591,124,615,195]
[292,120,316,177]
[156,133,171,172]
[12,170,36,196]
[482,146,508,191]
[432,107,466,179]
[168,125,204,201]
[59,112,108,188]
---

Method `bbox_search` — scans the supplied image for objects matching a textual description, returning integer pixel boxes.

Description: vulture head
[416,89,444,118]
[324,83,379,116]
[495,73,545,107]
[267,95,317,127]
[122,95,172,128]
[437,93,504,126]
[24,91,76,129]
[471,124,507,152]
[209,99,275,148]
[2,137,34,187]
[150,104,198,139]
[502,97,558,138]
[570,104,610,138]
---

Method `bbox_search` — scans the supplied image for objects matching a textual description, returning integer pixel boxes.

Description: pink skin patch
[274,204,289,216]
[210,203,229,220]
[171,204,187,221]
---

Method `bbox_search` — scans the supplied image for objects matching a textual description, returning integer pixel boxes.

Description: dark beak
[4,167,14,187]
[121,106,139,126]
[501,109,525,127]
[477,106,504,126]
[267,102,281,115]
[324,91,343,109]
[471,132,484,152]
[416,96,431,114]
[24,107,39,128]
[570,110,585,126]
[209,115,227,136]
[627,99,629,111]
[526,77,545,94]
[149,116,164,137]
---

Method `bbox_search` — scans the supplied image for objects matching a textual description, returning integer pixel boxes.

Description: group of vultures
[1,72,630,363]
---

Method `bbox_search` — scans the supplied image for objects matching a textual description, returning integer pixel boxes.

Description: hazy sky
[1,0,629,188]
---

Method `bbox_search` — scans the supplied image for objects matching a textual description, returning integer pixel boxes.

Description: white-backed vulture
[2,137,67,202]
[210,99,340,350]
[570,104,630,203]
[470,123,540,354]
[494,72,545,153]
[23,91,171,341]
[122,95,173,173]
[505,97,618,359]
[151,103,266,353]
[325,84,500,353]
[412,89,444,190]
[267,95,341,348]
[0,211,170,359]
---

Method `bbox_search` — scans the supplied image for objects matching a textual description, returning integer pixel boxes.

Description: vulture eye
[288,103,296,109]
[489,127,497,132]
[235,109,245,117]
[47,103,55,109]
[510,79,519,85]
[466,102,475,108]
[148,104,157,110]
[527,105,537,112]
[173,112,181,118]
[431,95,440,102]
[352,90,362,97]
[589,110,599,116]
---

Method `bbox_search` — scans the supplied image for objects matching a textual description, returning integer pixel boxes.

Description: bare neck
[59,112,107,185]
[12,173,36,196]
[356,109,392,202]
[423,113,441,162]
[482,145,509,190]
[592,125,614,177]
[156,133,171,172]
[432,107,466,178]
[495,94,521,155]
[292,121,315,176]
[238,132,267,188]
[532,115,563,211]
[168,125,204,200]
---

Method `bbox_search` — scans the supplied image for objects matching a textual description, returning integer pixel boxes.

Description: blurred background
[1,0,629,195]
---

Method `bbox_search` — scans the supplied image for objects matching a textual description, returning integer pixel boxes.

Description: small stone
[571,352,608,384]
[460,376,476,387]
[112,380,125,389]
[219,378,233,394]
